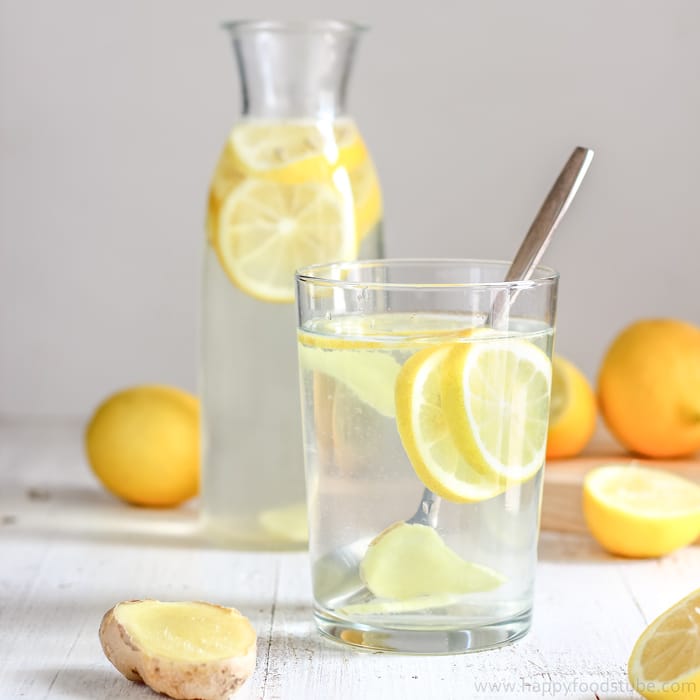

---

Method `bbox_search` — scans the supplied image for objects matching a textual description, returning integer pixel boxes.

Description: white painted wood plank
[1,419,699,699]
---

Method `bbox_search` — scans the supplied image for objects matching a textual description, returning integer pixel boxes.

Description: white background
[2,0,699,416]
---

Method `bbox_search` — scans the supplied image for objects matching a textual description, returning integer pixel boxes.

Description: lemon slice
[230,119,364,184]
[298,344,401,417]
[395,344,506,502]
[546,355,597,459]
[441,338,552,482]
[628,588,700,699]
[215,178,355,303]
[582,464,700,557]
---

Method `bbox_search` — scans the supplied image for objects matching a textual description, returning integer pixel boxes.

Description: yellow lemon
[598,319,700,458]
[582,464,700,557]
[628,588,700,700]
[546,354,597,459]
[85,386,199,507]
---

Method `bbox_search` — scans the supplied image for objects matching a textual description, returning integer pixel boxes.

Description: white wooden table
[1,418,697,700]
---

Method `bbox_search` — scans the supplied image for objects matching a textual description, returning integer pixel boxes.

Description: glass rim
[221,19,369,35]
[295,258,560,291]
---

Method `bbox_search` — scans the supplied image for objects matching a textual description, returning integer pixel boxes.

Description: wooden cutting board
[541,426,700,543]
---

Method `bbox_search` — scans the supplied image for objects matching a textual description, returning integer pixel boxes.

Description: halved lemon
[215,178,356,303]
[628,588,700,699]
[441,337,552,483]
[394,343,506,503]
[582,464,700,557]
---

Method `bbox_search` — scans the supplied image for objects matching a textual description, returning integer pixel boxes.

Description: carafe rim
[221,19,368,36]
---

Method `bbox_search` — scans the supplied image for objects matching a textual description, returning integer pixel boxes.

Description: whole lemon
[598,319,700,458]
[546,354,598,459]
[85,385,199,507]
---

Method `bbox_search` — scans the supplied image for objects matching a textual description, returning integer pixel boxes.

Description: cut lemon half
[215,178,355,303]
[395,343,506,503]
[582,464,700,557]
[628,588,700,700]
[441,337,552,483]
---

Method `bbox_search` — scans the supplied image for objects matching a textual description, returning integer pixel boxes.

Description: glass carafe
[201,20,384,549]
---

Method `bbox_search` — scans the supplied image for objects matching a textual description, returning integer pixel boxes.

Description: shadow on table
[1,482,306,552]
[37,665,256,700]
[23,667,154,699]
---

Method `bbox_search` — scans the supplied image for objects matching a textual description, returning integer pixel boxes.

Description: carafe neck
[225,20,364,120]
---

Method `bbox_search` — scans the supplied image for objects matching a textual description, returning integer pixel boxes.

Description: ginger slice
[99,600,256,700]
[360,522,505,600]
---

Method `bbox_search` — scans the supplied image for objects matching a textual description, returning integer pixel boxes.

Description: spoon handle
[506,146,594,283]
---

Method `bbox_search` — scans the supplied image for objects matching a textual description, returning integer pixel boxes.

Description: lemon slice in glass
[394,344,506,503]
[441,337,552,483]
[215,178,356,303]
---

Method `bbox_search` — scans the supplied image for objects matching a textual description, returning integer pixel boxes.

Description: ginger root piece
[99,600,256,700]
[360,522,505,599]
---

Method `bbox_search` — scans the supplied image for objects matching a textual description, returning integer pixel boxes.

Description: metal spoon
[316,146,594,609]
[407,145,594,530]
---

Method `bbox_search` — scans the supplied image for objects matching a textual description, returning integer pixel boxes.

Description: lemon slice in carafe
[215,178,355,303]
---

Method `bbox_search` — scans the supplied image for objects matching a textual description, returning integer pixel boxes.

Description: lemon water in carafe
[201,20,383,548]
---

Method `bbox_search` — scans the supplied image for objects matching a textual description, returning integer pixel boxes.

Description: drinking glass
[295,259,558,653]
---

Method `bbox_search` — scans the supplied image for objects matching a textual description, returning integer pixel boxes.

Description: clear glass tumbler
[296,259,558,653]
